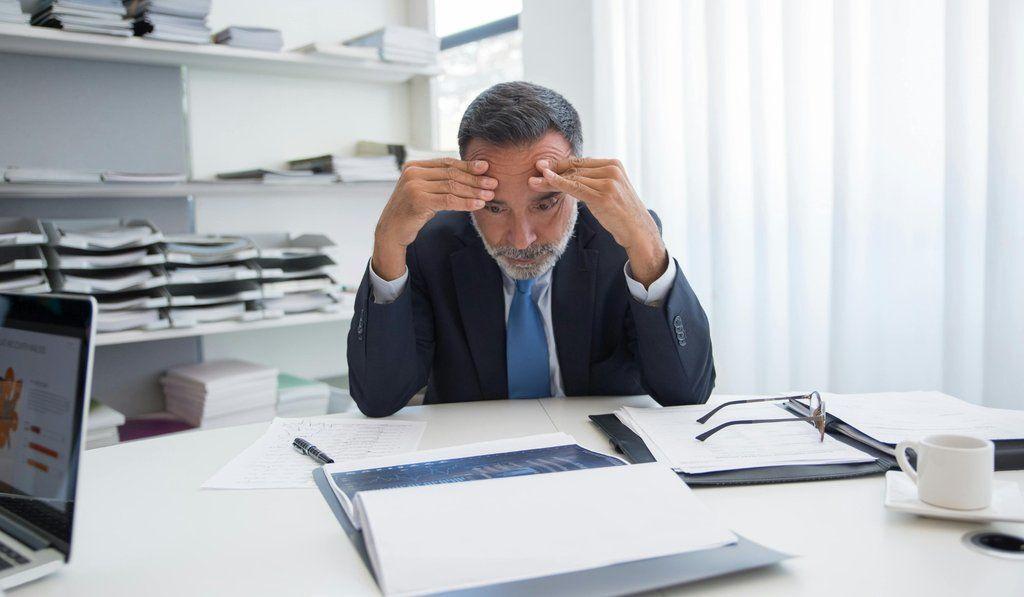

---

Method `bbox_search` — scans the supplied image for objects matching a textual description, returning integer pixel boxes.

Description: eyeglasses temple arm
[694,416,818,442]
[695,395,812,424]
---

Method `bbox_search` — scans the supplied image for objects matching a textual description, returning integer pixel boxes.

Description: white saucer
[884,471,1024,523]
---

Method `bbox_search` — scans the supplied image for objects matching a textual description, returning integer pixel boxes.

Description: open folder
[313,434,789,596]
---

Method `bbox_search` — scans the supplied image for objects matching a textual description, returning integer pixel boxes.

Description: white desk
[22,397,1024,596]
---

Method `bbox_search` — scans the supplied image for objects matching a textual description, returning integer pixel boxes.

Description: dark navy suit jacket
[347,205,715,417]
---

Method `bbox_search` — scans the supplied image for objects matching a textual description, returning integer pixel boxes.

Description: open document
[353,462,737,596]
[203,417,426,489]
[617,399,874,474]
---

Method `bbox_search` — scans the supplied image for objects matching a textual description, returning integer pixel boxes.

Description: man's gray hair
[457,81,583,157]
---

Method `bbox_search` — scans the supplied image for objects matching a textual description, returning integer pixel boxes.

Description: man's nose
[508,215,537,250]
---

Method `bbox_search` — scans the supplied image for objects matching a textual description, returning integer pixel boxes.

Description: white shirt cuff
[368,260,409,304]
[623,253,676,307]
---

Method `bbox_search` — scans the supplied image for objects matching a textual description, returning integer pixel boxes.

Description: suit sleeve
[625,211,715,405]
[347,243,435,417]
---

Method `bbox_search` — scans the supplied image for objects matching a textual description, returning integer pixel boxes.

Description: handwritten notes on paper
[202,418,427,489]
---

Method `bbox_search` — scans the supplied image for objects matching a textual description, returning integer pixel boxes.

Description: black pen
[292,437,334,464]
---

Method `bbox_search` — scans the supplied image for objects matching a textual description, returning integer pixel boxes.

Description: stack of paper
[251,233,343,314]
[162,359,278,429]
[162,234,264,326]
[355,140,457,167]
[0,218,48,293]
[43,218,169,329]
[343,25,440,65]
[85,400,125,449]
[287,154,400,182]
[293,42,379,63]
[276,373,330,417]
[163,234,257,265]
[3,167,102,184]
[215,168,335,185]
[30,0,132,37]
[213,26,283,51]
[615,398,875,474]
[100,171,187,183]
[126,0,211,44]
[0,1,29,24]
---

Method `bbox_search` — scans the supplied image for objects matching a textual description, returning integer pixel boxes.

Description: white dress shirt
[367,255,677,397]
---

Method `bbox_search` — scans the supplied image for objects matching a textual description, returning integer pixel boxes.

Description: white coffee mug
[895,434,994,510]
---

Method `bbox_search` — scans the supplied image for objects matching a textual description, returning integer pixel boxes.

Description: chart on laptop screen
[0,326,82,513]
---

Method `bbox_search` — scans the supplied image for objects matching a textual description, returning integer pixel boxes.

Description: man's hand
[529,157,668,287]
[372,158,497,280]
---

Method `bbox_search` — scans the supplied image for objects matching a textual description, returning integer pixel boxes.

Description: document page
[824,391,1024,445]
[355,462,737,596]
[618,400,874,474]
[202,417,426,489]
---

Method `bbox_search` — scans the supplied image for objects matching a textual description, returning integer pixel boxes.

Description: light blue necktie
[506,278,551,399]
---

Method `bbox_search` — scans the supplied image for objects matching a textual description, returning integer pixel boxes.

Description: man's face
[466,131,579,280]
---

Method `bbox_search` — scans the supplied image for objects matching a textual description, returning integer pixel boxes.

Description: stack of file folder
[251,233,345,315]
[0,1,28,24]
[126,0,211,44]
[85,400,125,449]
[43,218,169,332]
[343,25,440,65]
[215,168,335,185]
[287,154,400,183]
[0,218,50,294]
[276,373,330,417]
[213,26,283,52]
[30,0,132,37]
[161,359,278,429]
[163,234,264,327]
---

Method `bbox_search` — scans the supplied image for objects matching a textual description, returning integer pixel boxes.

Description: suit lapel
[450,223,508,400]
[553,213,598,396]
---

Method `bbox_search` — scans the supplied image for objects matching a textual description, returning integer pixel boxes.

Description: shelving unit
[0,180,397,199]
[94,309,354,346]
[0,23,439,82]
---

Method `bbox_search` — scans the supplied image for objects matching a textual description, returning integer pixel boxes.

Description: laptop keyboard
[0,539,30,570]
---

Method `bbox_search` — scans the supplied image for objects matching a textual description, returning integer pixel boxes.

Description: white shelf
[95,310,353,346]
[0,180,397,199]
[0,24,440,82]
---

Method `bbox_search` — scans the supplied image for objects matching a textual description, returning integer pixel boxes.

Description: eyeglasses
[694,391,826,442]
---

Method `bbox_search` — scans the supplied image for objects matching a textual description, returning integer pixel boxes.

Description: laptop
[0,293,96,589]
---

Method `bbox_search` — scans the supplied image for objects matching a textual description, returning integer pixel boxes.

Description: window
[432,1,523,152]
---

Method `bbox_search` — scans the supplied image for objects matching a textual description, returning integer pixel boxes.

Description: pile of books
[0,0,28,25]
[213,26,283,52]
[30,0,132,37]
[287,153,401,183]
[162,359,278,429]
[276,373,330,417]
[126,0,211,44]
[85,400,125,449]
[0,218,50,294]
[343,25,440,65]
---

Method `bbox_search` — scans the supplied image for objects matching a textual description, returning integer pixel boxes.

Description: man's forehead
[463,132,571,177]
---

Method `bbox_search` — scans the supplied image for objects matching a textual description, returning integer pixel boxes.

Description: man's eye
[486,205,503,214]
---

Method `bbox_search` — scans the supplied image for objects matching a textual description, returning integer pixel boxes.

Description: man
[348,81,714,417]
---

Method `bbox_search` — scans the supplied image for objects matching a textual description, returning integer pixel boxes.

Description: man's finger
[404,157,488,174]
[540,168,603,201]
[421,180,495,200]
[426,193,488,212]
[557,165,621,181]
[537,157,618,174]
[411,166,497,189]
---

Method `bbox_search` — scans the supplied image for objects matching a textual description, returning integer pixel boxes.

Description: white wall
[190,0,419,380]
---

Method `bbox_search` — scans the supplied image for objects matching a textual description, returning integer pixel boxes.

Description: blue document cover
[330,444,624,503]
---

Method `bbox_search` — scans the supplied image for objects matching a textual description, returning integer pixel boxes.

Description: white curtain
[589,0,1023,408]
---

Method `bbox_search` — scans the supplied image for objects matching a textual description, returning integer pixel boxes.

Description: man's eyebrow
[532,192,560,202]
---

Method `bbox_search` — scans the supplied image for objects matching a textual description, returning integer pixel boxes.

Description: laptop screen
[0,295,94,560]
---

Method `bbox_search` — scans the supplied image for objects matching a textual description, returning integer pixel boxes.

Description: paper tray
[589,413,895,486]
[312,468,790,596]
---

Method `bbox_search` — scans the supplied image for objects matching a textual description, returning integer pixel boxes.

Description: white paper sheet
[202,417,427,489]
[355,462,737,596]
[618,400,874,474]
[824,391,1024,445]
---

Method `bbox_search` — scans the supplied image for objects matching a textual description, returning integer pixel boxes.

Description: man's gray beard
[470,204,579,280]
